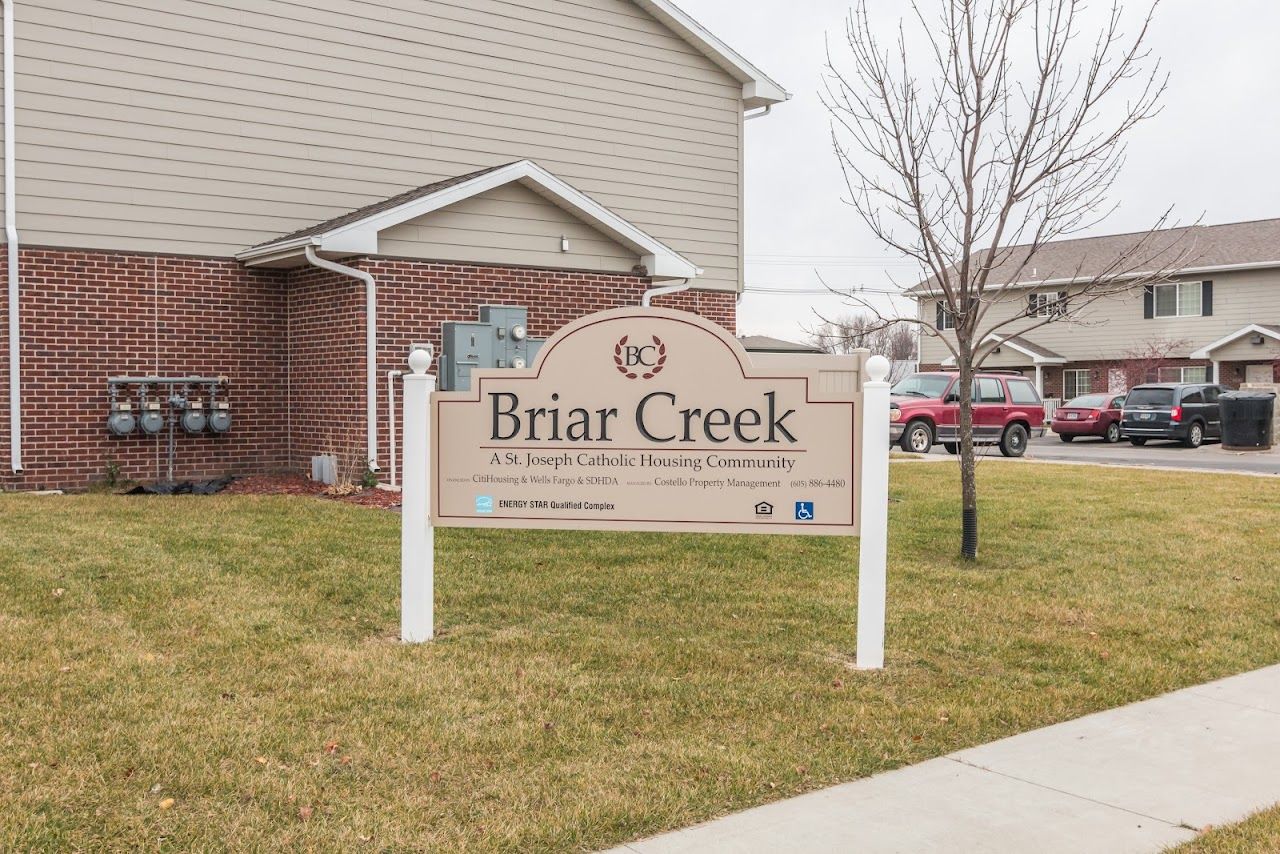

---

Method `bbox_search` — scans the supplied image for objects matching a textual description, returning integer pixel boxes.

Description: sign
[429,307,865,536]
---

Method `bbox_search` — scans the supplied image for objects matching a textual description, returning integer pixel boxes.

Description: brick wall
[286,258,736,480]
[1,248,735,489]
[0,247,289,490]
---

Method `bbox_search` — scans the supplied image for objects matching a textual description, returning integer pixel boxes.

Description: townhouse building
[0,0,787,489]
[915,219,1280,401]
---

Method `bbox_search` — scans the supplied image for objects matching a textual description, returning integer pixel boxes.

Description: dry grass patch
[2,463,1279,850]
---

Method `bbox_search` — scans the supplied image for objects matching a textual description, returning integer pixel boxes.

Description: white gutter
[4,0,20,474]
[641,279,690,307]
[907,258,1280,298]
[304,245,379,472]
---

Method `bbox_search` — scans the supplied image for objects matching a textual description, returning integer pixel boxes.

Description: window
[1153,282,1205,317]
[1063,369,1092,400]
[1026,291,1067,319]
[976,377,1006,403]
[1066,393,1110,409]
[935,301,957,330]
[1180,389,1204,405]
[1127,388,1173,407]
[1007,379,1041,405]
[1157,366,1209,383]
[892,373,953,399]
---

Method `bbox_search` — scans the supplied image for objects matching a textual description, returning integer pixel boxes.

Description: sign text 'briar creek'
[431,307,866,536]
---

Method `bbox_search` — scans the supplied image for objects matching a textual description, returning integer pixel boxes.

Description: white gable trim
[941,334,1066,367]
[629,0,788,109]
[1190,324,1280,359]
[238,160,702,280]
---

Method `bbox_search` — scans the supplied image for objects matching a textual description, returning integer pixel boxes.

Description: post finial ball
[866,355,891,383]
[408,347,433,375]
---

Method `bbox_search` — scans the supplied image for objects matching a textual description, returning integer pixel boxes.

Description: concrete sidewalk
[606,664,1280,854]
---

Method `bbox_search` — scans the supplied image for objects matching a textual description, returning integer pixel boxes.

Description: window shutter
[1202,280,1213,316]
[1027,294,1038,316]
[1143,286,1154,319]
[936,301,945,329]
[1056,291,1067,318]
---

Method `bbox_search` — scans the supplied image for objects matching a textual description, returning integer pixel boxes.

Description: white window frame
[1157,366,1209,383]
[1063,369,1092,400]
[936,301,957,331]
[1153,282,1204,318]
[1028,292,1066,319]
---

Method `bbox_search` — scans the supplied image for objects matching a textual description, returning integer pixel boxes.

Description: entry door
[1245,364,1274,384]
[973,377,1008,440]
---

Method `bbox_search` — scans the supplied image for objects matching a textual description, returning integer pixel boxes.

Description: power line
[743,285,909,296]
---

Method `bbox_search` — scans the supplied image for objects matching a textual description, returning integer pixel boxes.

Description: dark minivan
[1121,383,1225,448]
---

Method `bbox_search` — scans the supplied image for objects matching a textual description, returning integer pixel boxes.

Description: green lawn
[1172,805,1280,852]
[2,463,1279,851]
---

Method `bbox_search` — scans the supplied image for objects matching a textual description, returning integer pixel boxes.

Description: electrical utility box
[439,305,547,391]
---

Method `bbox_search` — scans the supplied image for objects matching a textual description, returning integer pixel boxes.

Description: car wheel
[999,423,1029,458]
[1129,437,1147,446]
[1105,422,1121,444]
[943,442,959,455]
[1183,421,1204,449]
[1059,434,1074,443]
[900,420,933,454]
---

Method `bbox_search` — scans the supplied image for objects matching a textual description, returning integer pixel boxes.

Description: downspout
[641,278,690,308]
[386,369,401,488]
[4,0,20,474]
[304,245,379,472]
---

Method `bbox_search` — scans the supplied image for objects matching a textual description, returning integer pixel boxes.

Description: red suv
[889,372,1046,457]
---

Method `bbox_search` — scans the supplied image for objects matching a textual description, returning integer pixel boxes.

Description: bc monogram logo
[613,334,667,380]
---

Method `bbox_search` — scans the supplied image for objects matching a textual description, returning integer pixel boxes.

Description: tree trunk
[957,338,978,559]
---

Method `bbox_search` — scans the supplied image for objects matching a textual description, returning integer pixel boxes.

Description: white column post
[1212,360,1220,384]
[401,347,435,643]
[1035,364,1044,396]
[857,354,892,670]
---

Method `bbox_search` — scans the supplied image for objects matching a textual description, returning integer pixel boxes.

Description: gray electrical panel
[440,305,547,391]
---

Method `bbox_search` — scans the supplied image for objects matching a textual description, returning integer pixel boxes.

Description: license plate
[1138,413,1153,420]
[1065,412,1079,420]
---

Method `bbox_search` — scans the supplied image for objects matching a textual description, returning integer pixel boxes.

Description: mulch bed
[223,474,401,509]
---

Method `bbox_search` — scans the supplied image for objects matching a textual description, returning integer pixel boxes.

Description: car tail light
[1170,406,1182,422]
[1088,410,1101,418]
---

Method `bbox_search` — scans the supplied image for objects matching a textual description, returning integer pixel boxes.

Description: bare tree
[1112,337,1190,387]
[823,0,1188,558]
[811,315,918,381]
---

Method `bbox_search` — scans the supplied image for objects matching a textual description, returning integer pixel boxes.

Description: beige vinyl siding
[377,182,639,273]
[1212,336,1280,362]
[918,268,1280,365]
[6,0,744,290]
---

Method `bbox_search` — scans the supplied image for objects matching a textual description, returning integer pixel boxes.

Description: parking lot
[920,434,1280,476]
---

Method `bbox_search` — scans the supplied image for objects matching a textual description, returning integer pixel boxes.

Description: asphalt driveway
[921,434,1280,476]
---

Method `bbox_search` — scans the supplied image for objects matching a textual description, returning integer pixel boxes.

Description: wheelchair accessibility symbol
[795,501,815,521]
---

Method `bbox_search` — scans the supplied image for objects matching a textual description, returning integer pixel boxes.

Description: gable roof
[738,334,824,354]
[941,333,1065,366]
[1190,324,1280,359]
[629,0,788,109]
[911,218,1280,295]
[236,160,701,280]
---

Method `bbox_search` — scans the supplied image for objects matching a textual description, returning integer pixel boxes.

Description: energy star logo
[475,496,494,514]
[795,501,815,521]
[613,334,667,380]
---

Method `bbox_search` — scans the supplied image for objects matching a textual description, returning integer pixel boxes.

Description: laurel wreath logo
[614,335,667,380]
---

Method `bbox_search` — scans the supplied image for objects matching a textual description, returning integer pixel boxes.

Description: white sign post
[400,346,435,643]
[856,355,891,669]
[399,310,890,668]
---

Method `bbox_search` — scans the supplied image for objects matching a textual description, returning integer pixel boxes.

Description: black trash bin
[1220,390,1277,450]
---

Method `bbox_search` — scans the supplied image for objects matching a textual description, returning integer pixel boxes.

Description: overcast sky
[674,0,1280,342]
